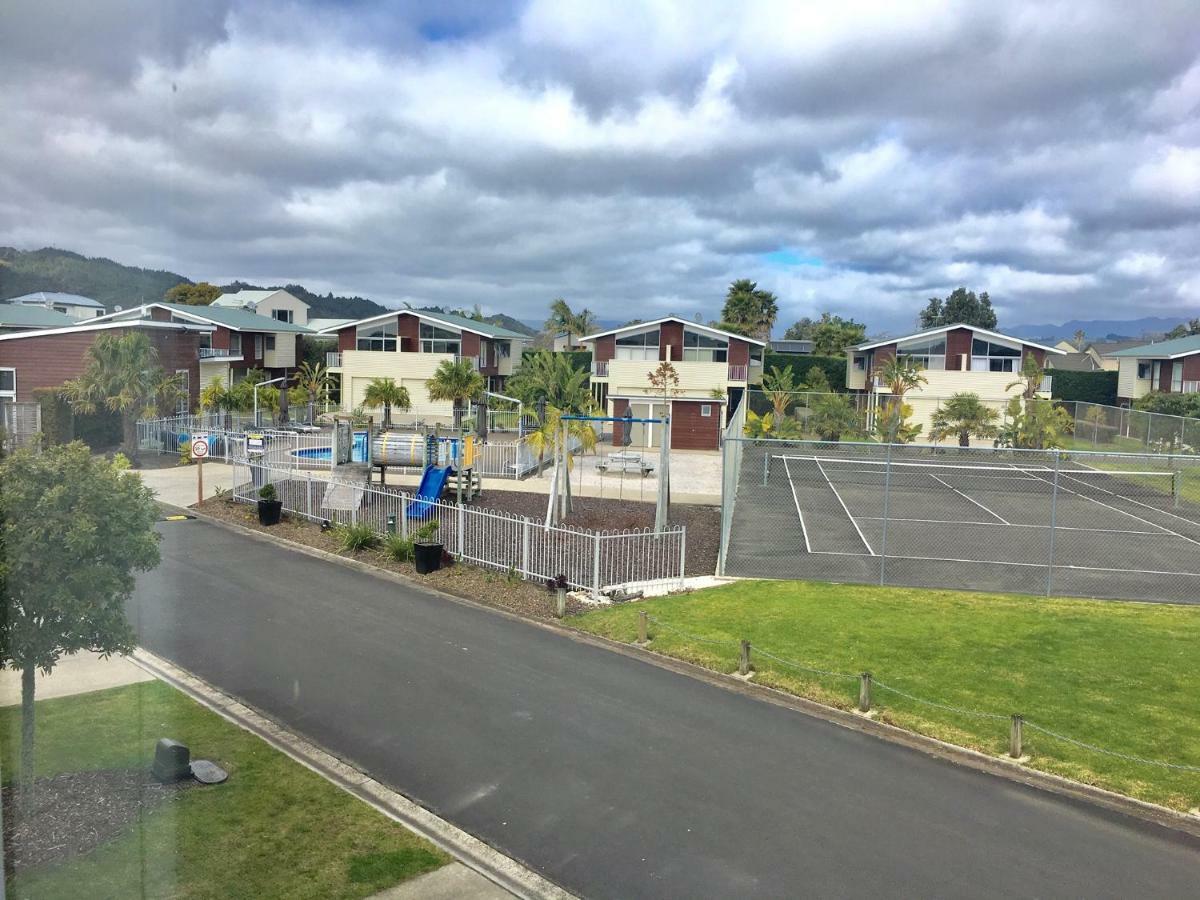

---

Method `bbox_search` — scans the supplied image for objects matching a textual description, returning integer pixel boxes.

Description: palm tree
[524,404,598,476]
[928,393,999,447]
[760,365,798,420]
[363,377,412,428]
[720,279,779,341]
[60,331,183,463]
[199,377,237,430]
[426,358,485,429]
[808,393,861,441]
[546,298,577,345]
[507,351,592,412]
[572,308,597,339]
[874,356,928,443]
[294,361,331,422]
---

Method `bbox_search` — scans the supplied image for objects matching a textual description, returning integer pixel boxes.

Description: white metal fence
[0,402,41,453]
[1066,400,1200,454]
[232,461,686,592]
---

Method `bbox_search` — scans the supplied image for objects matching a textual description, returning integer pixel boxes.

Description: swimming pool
[291,430,368,462]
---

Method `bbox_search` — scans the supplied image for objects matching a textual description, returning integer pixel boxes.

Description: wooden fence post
[739,640,751,677]
[858,672,872,712]
[1009,714,1024,759]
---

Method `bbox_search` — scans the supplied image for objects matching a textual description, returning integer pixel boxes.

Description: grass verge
[1,680,449,899]
[575,580,1200,812]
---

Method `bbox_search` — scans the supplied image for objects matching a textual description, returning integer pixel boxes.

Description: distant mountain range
[1006,317,1189,343]
[0,246,538,334]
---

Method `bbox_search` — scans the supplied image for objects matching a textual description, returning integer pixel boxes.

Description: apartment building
[8,291,106,321]
[1112,335,1200,403]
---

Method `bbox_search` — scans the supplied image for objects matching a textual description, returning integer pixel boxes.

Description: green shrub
[384,532,414,562]
[762,353,848,392]
[258,483,277,502]
[338,522,379,552]
[413,520,439,542]
[1050,370,1118,405]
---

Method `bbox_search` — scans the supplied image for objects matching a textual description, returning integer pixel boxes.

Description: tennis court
[722,440,1200,603]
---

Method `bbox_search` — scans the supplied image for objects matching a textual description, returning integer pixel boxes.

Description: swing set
[545,413,672,534]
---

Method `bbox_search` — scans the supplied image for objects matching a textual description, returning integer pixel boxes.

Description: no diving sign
[191,433,210,459]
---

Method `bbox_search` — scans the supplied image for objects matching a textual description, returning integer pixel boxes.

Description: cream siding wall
[846,355,868,390]
[254,292,309,327]
[263,334,297,369]
[606,359,733,398]
[1117,358,1152,399]
[338,350,456,420]
[874,369,1042,435]
[199,360,232,388]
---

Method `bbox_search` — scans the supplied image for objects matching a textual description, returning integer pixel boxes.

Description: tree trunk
[383,403,391,429]
[123,412,139,465]
[959,431,970,447]
[453,403,463,430]
[20,662,36,806]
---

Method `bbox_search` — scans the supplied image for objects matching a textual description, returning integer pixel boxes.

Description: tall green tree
[811,313,867,356]
[0,444,160,801]
[720,279,779,341]
[363,377,412,428]
[919,288,998,329]
[808,393,860,441]
[507,350,593,413]
[199,377,237,430]
[294,360,332,421]
[874,356,928,443]
[426,358,485,428]
[783,317,816,340]
[59,331,184,463]
[760,365,799,419]
[544,298,596,346]
[1164,319,1200,339]
[928,393,1000,447]
[164,281,222,305]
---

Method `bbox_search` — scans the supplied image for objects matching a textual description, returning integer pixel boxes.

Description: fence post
[678,525,687,590]
[1009,714,1024,759]
[306,472,313,519]
[555,586,566,619]
[592,532,601,592]
[878,440,893,585]
[400,496,409,539]
[858,672,872,712]
[457,504,465,557]
[637,610,648,645]
[738,639,751,677]
[762,450,769,487]
[1045,450,1060,597]
[521,516,531,579]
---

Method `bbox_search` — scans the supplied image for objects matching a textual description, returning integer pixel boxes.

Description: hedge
[33,388,122,450]
[762,353,848,392]
[1049,370,1118,405]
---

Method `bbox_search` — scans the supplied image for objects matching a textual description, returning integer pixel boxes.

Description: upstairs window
[272,309,293,323]
[0,368,15,401]
[420,322,461,355]
[683,330,728,363]
[1172,365,1184,393]
[253,334,264,358]
[615,328,659,361]
[897,336,947,370]
[265,334,276,351]
[970,336,1021,372]
[357,319,397,352]
[1137,361,1152,380]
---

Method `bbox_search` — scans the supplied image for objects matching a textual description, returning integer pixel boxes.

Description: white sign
[191,433,210,459]
[247,433,265,455]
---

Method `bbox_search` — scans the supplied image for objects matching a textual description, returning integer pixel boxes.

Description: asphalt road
[130,516,1200,898]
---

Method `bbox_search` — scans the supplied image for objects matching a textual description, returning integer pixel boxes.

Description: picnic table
[597,451,655,477]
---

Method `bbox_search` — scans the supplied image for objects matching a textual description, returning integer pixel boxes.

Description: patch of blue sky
[762,249,824,267]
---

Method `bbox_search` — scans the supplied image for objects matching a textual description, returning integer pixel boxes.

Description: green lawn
[1,680,449,899]
[576,581,1200,811]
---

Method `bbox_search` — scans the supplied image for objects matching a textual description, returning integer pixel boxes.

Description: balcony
[198,346,243,361]
[453,355,481,370]
[326,351,343,368]
[727,364,748,382]
[1040,374,1053,394]
[592,360,609,378]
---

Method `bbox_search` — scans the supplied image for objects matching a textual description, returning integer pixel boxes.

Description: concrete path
[130,515,1200,899]
[370,863,512,899]
[136,460,236,507]
[0,651,153,706]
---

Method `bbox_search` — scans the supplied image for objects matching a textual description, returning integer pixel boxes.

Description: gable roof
[0,304,76,329]
[1110,334,1200,359]
[1047,351,1101,371]
[92,302,312,334]
[852,323,1064,355]
[1089,339,1153,356]
[8,291,105,308]
[0,317,212,343]
[324,308,528,340]
[579,316,767,347]
[211,289,307,310]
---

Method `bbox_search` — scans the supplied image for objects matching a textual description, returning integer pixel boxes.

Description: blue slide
[407,465,451,518]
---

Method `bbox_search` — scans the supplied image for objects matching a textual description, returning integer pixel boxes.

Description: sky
[2,1,1199,333]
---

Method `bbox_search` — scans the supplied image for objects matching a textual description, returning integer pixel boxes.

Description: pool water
[292,431,368,462]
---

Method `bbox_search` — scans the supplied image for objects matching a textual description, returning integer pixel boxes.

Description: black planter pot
[414,541,444,575]
[258,499,283,526]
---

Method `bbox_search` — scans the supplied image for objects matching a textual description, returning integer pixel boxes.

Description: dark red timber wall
[1182,354,1200,382]
[728,339,750,367]
[671,399,721,450]
[338,325,355,352]
[593,335,615,362]
[1159,360,1174,392]
[397,313,420,352]
[659,321,683,361]
[460,331,481,359]
[946,328,973,370]
[610,397,630,446]
[1023,346,1047,369]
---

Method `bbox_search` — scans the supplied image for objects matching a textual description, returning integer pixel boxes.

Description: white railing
[326,351,343,368]
[592,360,609,377]
[1039,374,1053,393]
[454,355,480,370]
[199,347,243,360]
[727,364,748,382]
[232,461,686,591]
[0,401,41,452]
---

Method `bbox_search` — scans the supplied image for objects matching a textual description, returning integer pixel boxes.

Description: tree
[294,360,332,421]
[928,393,1000,447]
[874,356,928,443]
[999,355,1073,449]
[760,365,798,419]
[811,313,867,356]
[164,281,221,305]
[919,288,998,330]
[199,377,237,430]
[426,358,485,429]
[60,331,184,463]
[524,403,599,476]
[1164,319,1200,339]
[783,317,816,340]
[808,393,860,441]
[647,360,682,407]
[0,443,160,802]
[544,298,596,347]
[721,279,779,341]
[1072,329,1087,351]
[363,377,412,428]
[507,350,593,413]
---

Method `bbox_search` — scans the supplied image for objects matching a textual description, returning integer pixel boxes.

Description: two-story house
[578,317,765,450]
[321,309,534,423]
[846,324,1063,434]
[92,302,314,394]
[1112,335,1200,404]
[9,291,107,321]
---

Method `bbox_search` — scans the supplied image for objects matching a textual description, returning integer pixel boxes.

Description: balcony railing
[198,346,243,360]
[326,351,343,368]
[453,355,480,370]
[592,360,609,377]
[1039,374,1053,394]
[727,364,748,382]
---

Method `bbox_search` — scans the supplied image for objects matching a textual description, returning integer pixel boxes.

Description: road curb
[171,502,1200,842]
[130,648,575,900]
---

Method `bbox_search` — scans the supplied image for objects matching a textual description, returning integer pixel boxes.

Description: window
[230,333,242,357]
[272,309,293,323]
[1172,365,1183,393]
[175,369,189,415]
[198,331,212,351]
[1137,361,1152,380]
[970,337,1021,372]
[254,334,264,358]
[265,334,276,351]
[497,341,511,358]
[0,368,15,401]
[1152,360,1162,386]
[615,328,659,360]
[683,329,727,363]
[700,404,712,417]
[357,319,397,352]
[897,336,947,370]
[419,322,461,354]
[853,355,866,371]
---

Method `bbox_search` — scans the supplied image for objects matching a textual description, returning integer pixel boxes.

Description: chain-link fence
[720,437,1200,603]
[1066,400,1200,455]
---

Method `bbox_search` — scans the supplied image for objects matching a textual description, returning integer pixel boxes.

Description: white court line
[805,549,1200,579]
[780,457,812,553]
[852,516,1163,535]
[1061,467,1200,529]
[928,474,1010,524]
[813,457,876,555]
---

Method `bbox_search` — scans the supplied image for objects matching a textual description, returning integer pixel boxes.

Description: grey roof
[1111,334,1200,359]
[416,309,528,339]
[0,303,76,328]
[8,291,104,308]
[1047,351,1101,372]
[160,303,312,333]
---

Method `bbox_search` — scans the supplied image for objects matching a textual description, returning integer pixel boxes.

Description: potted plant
[257,482,283,526]
[412,520,443,574]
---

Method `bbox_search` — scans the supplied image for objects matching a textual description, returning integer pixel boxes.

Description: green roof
[0,303,75,329]
[417,309,527,339]
[1110,334,1200,358]
[160,303,313,334]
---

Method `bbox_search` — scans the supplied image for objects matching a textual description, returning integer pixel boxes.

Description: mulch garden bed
[3,769,196,877]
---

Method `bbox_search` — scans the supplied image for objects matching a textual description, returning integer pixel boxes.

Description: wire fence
[0,401,41,453]
[232,460,686,592]
[1065,400,1200,455]
[720,437,1200,604]
[638,613,1200,774]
